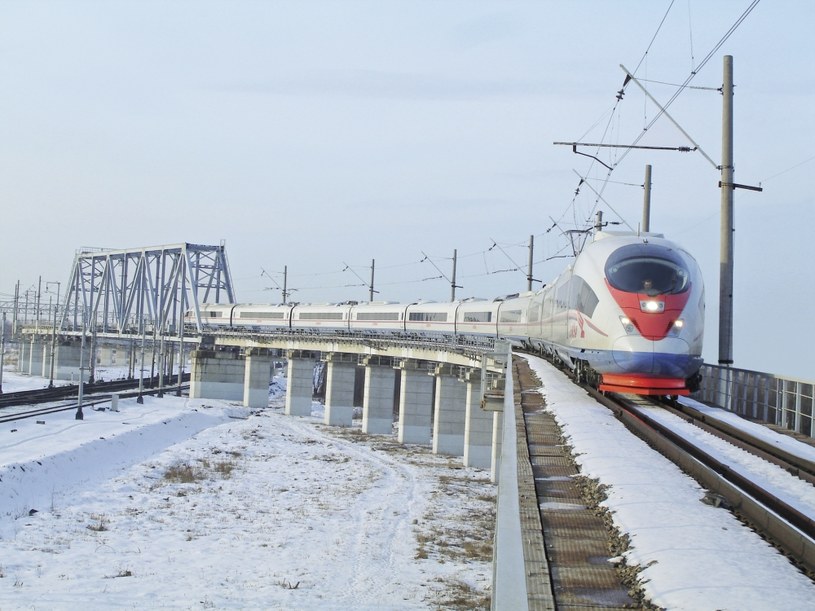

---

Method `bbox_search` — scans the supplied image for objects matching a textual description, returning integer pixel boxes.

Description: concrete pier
[464,369,493,469]
[53,341,91,382]
[361,356,396,435]
[324,353,356,426]
[244,349,274,408]
[18,340,30,374]
[28,339,46,377]
[42,342,54,382]
[432,364,467,456]
[285,350,319,417]
[397,359,434,445]
[189,348,244,401]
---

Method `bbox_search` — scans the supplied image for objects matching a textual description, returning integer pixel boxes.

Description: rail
[595,391,815,573]
[696,364,815,438]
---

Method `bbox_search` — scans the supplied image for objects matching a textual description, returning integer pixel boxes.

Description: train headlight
[619,316,636,334]
[668,319,685,336]
[640,300,664,313]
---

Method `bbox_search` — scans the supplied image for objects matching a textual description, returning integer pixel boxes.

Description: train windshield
[605,244,690,296]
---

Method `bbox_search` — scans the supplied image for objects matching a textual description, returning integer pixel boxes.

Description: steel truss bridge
[59,243,235,336]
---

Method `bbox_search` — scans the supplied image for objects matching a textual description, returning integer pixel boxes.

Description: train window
[463,311,492,323]
[299,312,345,320]
[528,302,541,323]
[208,311,222,318]
[570,276,599,318]
[555,279,571,311]
[408,312,448,322]
[240,311,285,319]
[605,244,690,296]
[499,309,522,323]
[356,312,400,321]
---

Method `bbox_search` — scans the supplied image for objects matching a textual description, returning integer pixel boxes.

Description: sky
[1,1,813,379]
[2,358,815,609]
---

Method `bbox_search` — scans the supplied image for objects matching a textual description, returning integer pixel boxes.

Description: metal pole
[595,210,604,233]
[177,272,186,396]
[282,265,288,304]
[369,259,375,302]
[88,321,97,384]
[719,55,735,365]
[0,312,6,393]
[12,281,19,336]
[451,249,458,301]
[76,314,85,420]
[46,281,60,388]
[48,296,57,387]
[157,327,165,398]
[177,308,185,396]
[526,236,534,292]
[36,276,42,327]
[28,327,35,377]
[150,324,157,382]
[137,313,146,404]
[642,164,652,232]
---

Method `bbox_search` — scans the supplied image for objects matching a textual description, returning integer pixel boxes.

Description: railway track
[512,351,815,608]
[0,374,190,409]
[670,397,815,483]
[0,382,191,424]
[589,388,815,575]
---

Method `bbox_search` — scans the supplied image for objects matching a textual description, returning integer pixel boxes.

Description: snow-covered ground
[0,369,494,610]
[523,353,815,610]
[5,354,815,610]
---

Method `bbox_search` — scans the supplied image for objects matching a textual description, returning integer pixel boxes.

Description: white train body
[189,231,704,395]
[519,231,705,394]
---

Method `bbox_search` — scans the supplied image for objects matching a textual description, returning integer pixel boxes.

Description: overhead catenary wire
[248,237,541,298]
[420,251,452,284]
[548,1,679,232]
[614,0,762,171]
[553,0,761,237]
[687,0,696,73]
[635,77,718,91]
[759,153,815,185]
[573,170,635,232]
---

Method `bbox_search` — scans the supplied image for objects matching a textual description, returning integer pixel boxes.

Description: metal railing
[491,343,529,611]
[695,364,814,438]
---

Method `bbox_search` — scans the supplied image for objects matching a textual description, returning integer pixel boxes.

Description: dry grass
[432,577,490,610]
[308,422,496,608]
[86,514,110,532]
[163,463,205,484]
[162,455,239,484]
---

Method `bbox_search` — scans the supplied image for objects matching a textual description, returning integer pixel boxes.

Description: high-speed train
[190,231,704,395]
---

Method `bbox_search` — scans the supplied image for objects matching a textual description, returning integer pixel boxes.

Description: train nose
[611,337,694,377]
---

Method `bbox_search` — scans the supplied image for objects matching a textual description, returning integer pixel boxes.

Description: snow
[0,370,494,609]
[680,396,815,464]
[4,355,815,610]
[523,353,815,610]
[636,402,815,518]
